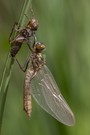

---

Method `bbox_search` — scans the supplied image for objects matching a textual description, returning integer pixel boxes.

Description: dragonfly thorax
[31,52,44,71]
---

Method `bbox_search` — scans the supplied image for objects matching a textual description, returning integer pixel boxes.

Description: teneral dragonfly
[17,41,75,126]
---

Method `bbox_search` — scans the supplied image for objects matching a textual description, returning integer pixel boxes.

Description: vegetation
[0,0,90,135]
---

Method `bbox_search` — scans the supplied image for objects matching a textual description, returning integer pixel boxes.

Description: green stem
[19,0,32,26]
[0,0,32,134]
[0,52,10,93]
[0,57,14,134]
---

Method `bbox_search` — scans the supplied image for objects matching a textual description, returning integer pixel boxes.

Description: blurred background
[0,0,90,135]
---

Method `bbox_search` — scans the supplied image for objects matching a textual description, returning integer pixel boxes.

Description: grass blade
[0,0,32,134]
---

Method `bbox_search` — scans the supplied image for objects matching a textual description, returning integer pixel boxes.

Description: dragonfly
[17,40,75,126]
[9,16,38,57]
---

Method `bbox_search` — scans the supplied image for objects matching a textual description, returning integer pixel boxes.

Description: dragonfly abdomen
[10,42,22,57]
[24,68,35,117]
[23,90,32,117]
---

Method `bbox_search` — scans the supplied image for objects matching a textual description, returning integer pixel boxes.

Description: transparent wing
[31,65,75,126]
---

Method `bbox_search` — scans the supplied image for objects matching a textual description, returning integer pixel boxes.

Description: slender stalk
[0,53,10,93]
[0,56,14,132]
[19,0,32,26]
[0,0,32,134]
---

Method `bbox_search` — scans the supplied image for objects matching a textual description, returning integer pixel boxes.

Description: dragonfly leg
[25,38,33,52]
[9,22,20,43]
[16,56,30,72]
[32,33,37,47]
[25,31,37,52]
[28,32,37,51]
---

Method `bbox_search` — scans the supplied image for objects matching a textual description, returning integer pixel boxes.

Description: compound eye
[27,18,38,30]
[31,18,38,30]
[35,42,45,51]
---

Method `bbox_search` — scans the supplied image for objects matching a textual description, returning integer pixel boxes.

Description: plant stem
[0,56,14,134]
[0,0,32,134]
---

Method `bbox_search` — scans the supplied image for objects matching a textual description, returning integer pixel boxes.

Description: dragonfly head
[34,42,45,53]
[26,18,38,31]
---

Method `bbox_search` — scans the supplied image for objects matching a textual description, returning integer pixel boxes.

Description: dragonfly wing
[31,65,75,126]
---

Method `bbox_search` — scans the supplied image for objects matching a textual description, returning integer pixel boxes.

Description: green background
[0,0,90,135]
